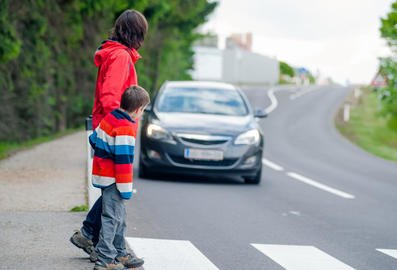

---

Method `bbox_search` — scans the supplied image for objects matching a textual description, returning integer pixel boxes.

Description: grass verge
[0,127,84,160]
[335,88,397,162]
[70,204,89,212]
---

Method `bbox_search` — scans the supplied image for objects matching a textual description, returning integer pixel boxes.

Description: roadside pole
[354,88,362,99]
[343,102,351,122]
[85,116,101,210]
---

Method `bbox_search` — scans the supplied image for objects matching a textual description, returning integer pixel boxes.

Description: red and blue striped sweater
[89,109,137,199]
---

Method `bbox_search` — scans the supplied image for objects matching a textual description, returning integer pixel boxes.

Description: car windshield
[156,86,248,116]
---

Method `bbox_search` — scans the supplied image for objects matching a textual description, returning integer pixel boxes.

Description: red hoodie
[92,40,141,129]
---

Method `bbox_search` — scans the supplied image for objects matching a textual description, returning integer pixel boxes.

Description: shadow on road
[136,171,246,186]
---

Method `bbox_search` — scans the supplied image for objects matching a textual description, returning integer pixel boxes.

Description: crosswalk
[252,244,354,270]
[125,237,397,270]
[125,237,219,270]
[377,249,397,260]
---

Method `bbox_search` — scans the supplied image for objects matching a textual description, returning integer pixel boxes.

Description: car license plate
[184,148,223,161]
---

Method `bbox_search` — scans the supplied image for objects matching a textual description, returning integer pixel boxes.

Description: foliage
[378,1,397,125]
[378,57,397,121]
[137,0,217,92]
[380,2,397,52]
[279,61,295,77]
[336,88,397,162]
[70,204,89,212]
[0,0,217,142]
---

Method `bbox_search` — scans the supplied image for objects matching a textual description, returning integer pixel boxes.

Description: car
[138,81,267,184]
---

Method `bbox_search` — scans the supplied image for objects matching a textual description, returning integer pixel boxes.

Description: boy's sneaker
[89,249,98,262]
[70,230,95,256]
[93,260,125,270]
[116,253,144,268]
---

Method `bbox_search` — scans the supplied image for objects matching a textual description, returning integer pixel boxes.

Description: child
[90,85,149,270]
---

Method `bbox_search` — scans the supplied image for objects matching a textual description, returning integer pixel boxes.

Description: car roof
[164,81,237,91]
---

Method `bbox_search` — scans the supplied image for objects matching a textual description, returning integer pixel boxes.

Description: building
[371,71,388,88]
[191,33,279,87]
[226,33,252,51]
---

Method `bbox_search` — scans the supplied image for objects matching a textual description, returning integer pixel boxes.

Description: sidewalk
[0,131,92,269]
[0,211,91,269]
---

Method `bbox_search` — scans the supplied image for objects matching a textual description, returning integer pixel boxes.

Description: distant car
[138,81,266,184]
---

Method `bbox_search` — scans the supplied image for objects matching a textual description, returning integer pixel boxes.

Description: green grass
[0,126,84,160]
[70,204,89,212]
[336,88,397,162]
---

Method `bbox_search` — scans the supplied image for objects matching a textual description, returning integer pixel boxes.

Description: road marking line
[264,88,278,114]
[377,249,397,259]
[125,237,219,270]
[251,244,355,270]
[286,172,355,199]
[262,158,284,171]
[289,86,318,100]
[264,86,303,115]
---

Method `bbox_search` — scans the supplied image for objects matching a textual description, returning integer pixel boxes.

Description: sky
[200,0,394,84]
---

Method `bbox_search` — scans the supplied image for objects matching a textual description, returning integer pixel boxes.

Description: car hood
[153,112,254,136]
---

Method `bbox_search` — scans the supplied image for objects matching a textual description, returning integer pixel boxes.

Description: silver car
[139,81,266,184]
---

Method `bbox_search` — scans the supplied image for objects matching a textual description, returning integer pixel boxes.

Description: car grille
[180,138,229,145]
[176,133,231,145]
[168,154,238,167]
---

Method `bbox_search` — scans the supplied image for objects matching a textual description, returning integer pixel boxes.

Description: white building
[191,46,223,81]
[191,46,279,87]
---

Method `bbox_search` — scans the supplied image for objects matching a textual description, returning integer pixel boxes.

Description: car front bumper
[140,137,263,178]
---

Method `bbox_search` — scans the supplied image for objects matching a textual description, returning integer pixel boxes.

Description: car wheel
[244,166,262,184]
[138,158,150,179]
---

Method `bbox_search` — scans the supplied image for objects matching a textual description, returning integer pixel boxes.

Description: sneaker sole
[89,251,98,262]
[123,261,144,268]
[94,265,125,270]
[69,236,93,256]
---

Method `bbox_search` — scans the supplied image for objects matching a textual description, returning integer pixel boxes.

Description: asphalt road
[126,85,397,270]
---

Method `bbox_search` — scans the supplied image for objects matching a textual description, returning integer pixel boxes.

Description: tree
[137,0,218,92]
[378,1,397,128]
[279,61,295,84]
[380,2,397,52]
[279,61,295,77]
[0,0,217,141]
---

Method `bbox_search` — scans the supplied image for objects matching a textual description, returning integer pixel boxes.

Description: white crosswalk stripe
[125,237,219,270]
[377,249,397,260]
[251,244,355,270]
[125,237,394,269]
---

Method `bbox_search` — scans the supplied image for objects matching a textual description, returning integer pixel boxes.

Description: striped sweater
[89,109,137,199]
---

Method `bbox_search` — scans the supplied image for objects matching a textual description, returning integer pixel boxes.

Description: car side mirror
[254,108,267,118]
[144,104,152,112]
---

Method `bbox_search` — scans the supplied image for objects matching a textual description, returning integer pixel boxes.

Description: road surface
[125,85,397,270]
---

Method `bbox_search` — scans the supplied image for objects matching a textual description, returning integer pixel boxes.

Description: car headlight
[234,129,260,145]
[146,124,173,141]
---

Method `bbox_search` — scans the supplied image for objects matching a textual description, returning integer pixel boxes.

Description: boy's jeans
[81,197,102,246]
[96,184,128,263]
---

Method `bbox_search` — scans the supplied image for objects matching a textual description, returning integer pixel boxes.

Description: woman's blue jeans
[81,196,102,246]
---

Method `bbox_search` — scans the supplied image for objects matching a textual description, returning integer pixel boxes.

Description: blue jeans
[95,184,128,263]
[81,197,102,246]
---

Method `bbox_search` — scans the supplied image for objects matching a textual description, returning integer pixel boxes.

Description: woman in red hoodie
[70,9,147,269]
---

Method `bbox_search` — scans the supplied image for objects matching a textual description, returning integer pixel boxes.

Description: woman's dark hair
[110,9,148,49]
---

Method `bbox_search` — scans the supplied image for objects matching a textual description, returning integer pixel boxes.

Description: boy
[90,85,149,270]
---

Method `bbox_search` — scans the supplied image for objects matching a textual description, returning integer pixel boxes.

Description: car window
[156,87,248,116]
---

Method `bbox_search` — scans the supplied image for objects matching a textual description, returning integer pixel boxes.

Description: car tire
[138,158,151,179]
[244,166,262,184]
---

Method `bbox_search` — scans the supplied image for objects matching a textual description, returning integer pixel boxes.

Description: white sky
[200,0,394,84]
